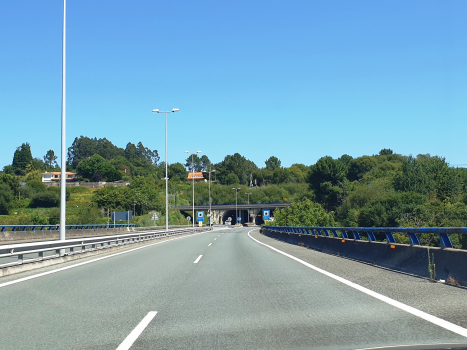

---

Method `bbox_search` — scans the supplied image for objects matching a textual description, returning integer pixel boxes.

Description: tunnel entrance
[222,210,249,225]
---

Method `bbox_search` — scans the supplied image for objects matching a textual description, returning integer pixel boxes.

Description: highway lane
[0,227,466,349]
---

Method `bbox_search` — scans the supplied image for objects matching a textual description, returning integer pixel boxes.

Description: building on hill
[187,172,206,182]
[42,171,77,183]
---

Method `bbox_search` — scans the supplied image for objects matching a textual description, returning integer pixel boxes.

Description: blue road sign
[197,211,204,222]
[238,217,241,222]
[262,210,270,220]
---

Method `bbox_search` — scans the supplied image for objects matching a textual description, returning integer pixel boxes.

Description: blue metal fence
[262,226,467,249]
[0,224,136,232]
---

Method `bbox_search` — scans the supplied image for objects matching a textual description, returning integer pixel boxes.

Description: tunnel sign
[263,210,270,220]
[197,211,204,222]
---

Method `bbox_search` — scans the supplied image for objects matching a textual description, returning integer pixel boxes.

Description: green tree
[0,183,14,215]
[43,150,58,169]
[307,156,347,211]
[215,153,258,185]
[76,154,122,182]
[12,143,33,174]
[347,156,378,181]
[379,148,394,156]
[265,156,281,170]
[168,162,188,181]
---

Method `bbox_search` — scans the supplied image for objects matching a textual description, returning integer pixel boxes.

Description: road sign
[197,211,204,222]
[112,211,133,221]
[238,217,241,222]
[263,210,270,220]
[187,216,191,222]
[151,214,159,221]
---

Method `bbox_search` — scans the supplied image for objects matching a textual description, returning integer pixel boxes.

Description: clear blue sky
[1,0,466,169]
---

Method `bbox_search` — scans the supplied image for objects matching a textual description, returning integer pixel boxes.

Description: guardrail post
[331,230,339,238]
[341,230,348,239]
[353,231,361,240]
[438,233,453,249]
[18,254,23,265]
[409,233,421,246]
[385,232,396,243]
[367,232,376,242]
[323,229,330,237]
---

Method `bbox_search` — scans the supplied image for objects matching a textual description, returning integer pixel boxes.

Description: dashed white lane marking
[0,231,211,289]
[247,230,467,338]
[116,311,158,350]
[214,238,217,241]
[193,255,203,264]
[208,243,212,247]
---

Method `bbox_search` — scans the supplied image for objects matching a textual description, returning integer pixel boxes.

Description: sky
[1,0,466,169]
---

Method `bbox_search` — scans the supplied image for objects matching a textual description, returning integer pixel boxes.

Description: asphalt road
[0,227,466,350]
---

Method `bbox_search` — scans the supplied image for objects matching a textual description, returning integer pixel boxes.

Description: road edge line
[247,229,467,339]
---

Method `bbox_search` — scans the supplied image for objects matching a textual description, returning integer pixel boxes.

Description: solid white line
[193,255,203,264]
[116,311,157,350]
[208,243,212,247]
[0,231,209,289]
[247,230,467,338]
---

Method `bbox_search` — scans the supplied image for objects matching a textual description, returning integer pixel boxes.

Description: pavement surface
[0,227,466,350]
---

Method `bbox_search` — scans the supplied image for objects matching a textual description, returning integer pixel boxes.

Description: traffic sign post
[262,210,270,221]
[197,211,204,222]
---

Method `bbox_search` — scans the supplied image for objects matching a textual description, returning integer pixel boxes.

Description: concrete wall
[0,227,134,243]
[262,228,467,286]
[45,181,130,189]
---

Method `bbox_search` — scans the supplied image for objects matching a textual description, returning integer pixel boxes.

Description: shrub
[29,191,60,208]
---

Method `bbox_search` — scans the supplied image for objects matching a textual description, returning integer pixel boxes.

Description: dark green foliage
[269,199,336,227]
[12,143,33,175]
[214,153,258,185]
[0,183,14,215]
[347,156,378,182]
[76,154,122,182]
[29,191,60,208]
[307,156,347,211]
[265,156,281,170]
[68,136,126,167]
[338,154,353,166]
[394,155,462,200]
[168,163,188,181]
[379,148,394,156]
[43,150,58,169]
[358,192,427,227]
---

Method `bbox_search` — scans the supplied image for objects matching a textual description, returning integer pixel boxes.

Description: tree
[0,183,14,215]
[43,150,58,169]
[265,156,281,170]
[214,153,258,185]
[67,136,125,167]
[379,148,394,156]
[307,156,347,210]
[185,154,202,172]
[29,191,60,208]
[168,163,188,181]
[12,143,33,174]
[338,154,353,166]
[200,155,211,172]
[76,154,122,182]
[347,156,378,182]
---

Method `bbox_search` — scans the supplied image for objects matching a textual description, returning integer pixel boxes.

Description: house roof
[187,172,205,180]
[42,172,76,175]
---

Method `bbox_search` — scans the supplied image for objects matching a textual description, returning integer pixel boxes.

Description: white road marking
[218,235,220,237]
[0,231,210,289]
[247,230,467,338]
[116,311,158,350]
[208,243,212,247]
[193,255,203,264]
[214,238,217,241]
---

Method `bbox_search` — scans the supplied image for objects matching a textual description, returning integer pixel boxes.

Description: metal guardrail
[262,226,467,249]
[0,224,136,232]
[0,226,212,269]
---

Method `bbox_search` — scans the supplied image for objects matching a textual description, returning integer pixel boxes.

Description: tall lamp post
[152,108,180,232]
[233,187,241,226]
[59,0,67,242]
[245,192,252,224]
[185,151,201,230]
[204,168,216,228]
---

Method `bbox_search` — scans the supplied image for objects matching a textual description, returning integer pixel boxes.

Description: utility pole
[245,192,252,224]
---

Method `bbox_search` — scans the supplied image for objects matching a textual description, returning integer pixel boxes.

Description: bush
[27,180,46,193]
[29,191,60,208]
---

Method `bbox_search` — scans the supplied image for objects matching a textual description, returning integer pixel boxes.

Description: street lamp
[185,151,201,230]
[152,108,180,232]
[60,0,67,242]
[245,192,252,224]
[232,187,241,226]
[204,168,216,228]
